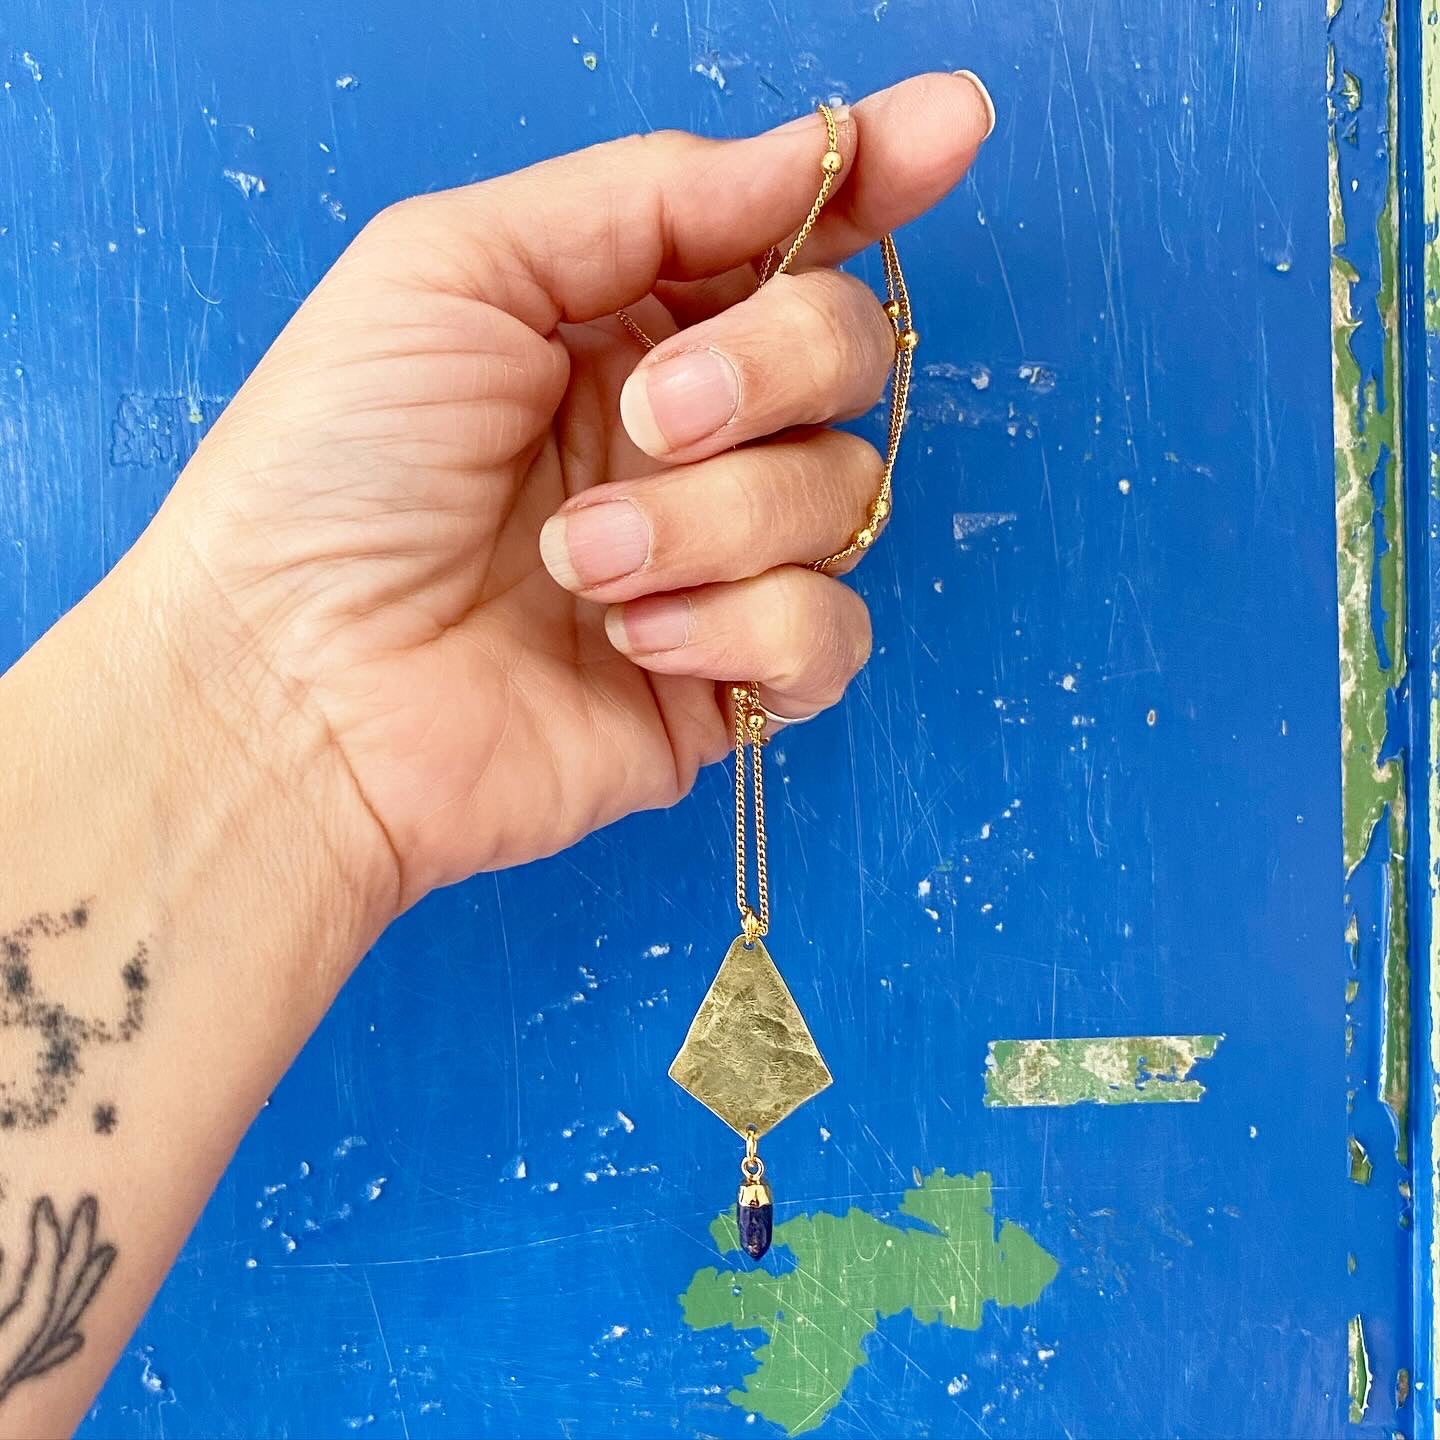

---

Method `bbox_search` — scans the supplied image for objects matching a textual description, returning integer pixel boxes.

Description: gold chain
[616,103,917,942]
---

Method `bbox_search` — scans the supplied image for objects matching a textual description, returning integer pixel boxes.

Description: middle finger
[618,267,898,465]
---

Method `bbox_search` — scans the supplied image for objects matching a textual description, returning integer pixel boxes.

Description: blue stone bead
[737,1199,773,1260]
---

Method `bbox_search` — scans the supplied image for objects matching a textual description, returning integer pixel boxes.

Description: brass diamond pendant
[669,935,832,1137]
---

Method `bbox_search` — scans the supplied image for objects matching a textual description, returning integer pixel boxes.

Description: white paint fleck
[615,1110,636,1134]
[335,1135,367,1157]
[947,1374,970,1396]
[222,169,267,199]
[980,822,992,840]
[546,1181,560,1193]
[1118,477,1132,494]
[819,1126,831,1142]
[320,192,348,222]
[969,365,991,390]
[335,73,360,90]
[605,1324,628,1340]
[694,59,727,88]
[953,511,1018,541]
[19,52,43,82]
[917,877,932,898]
[645,942,671,958]
[365,1177,388,1202]
[582,51,599,70]
[505,1156,527,1181]
[1249,1125,1259,1139]
[138,1348,167,1394]
[298,1161,311,1178]
[245,1257,258,1269]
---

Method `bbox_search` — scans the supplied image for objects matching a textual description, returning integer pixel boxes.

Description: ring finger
[538,427,882,602]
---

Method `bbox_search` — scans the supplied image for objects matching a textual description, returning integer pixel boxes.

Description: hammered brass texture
[669,935,832,1136]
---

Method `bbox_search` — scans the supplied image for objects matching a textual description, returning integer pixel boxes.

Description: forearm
[0,542,395,1437]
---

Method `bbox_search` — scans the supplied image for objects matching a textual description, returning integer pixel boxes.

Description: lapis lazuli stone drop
[737,1178,774,1260]
[737,1198,773,1259]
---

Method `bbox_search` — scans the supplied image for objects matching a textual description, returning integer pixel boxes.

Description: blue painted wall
[0,0,1411,1435]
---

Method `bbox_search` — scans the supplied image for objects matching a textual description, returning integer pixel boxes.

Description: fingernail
[954,70,997,141]
[539,501,651,590]
[621,347,740,456]
[605,596,693,654]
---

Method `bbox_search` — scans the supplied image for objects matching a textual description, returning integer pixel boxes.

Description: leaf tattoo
[0,1195,117,1404]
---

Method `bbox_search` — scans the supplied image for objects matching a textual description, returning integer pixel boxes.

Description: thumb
[358,71,990,334]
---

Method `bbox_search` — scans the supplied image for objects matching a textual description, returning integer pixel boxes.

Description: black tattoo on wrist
[0,1194,116,1404]
[0,906,151,1133]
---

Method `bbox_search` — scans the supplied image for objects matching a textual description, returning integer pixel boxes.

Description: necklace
[619,102,916,1259]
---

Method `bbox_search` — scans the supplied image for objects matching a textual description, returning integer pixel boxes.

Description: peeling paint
[1422,0,1440,1408]
[1349,1135,1373,1185]
[1329,0,1410,1165]
[1348,1314,1371,1423]
[983,1036,1222,1108]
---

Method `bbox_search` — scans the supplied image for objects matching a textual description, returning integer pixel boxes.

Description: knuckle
[824,429,886,494]
[773,273,877,406]
[613,129,700,191]
[359,196,427,249]
[769,577,869,703]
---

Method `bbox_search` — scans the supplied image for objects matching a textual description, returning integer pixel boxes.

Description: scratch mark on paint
[982,1035,1222,1107]
[1348,1314,1371,1422]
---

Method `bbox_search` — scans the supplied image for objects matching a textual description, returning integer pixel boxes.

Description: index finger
[366,71,992,335]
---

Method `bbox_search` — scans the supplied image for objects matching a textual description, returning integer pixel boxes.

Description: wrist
[7,534,402,1013]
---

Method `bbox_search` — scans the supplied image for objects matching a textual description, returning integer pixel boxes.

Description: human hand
[122,71,994,913]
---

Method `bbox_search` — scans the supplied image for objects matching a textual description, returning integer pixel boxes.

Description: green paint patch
[982,1036,1222,1108]
[1383,839,1411,1164]
[1348,1314,1371,1423]
[680,1169,1057,1436]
